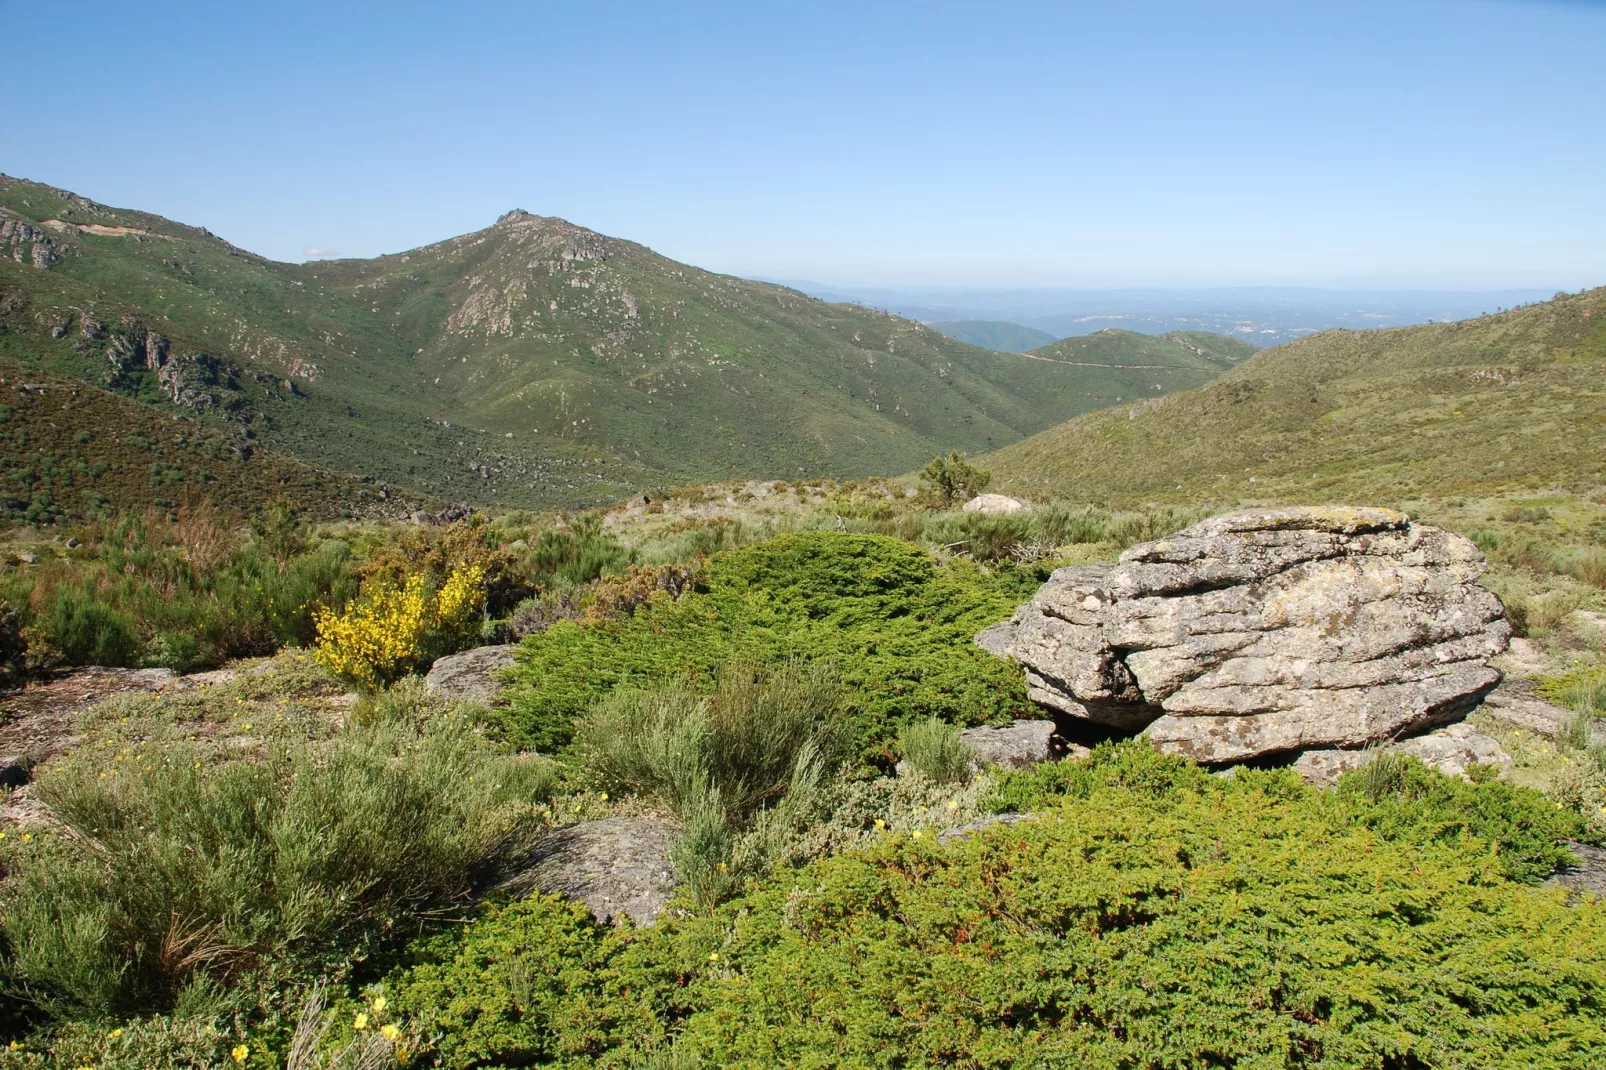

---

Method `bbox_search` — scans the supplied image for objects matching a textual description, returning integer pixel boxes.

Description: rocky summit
[977,505,1510,763]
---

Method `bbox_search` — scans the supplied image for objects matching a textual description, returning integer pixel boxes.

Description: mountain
[984,288,1606,506]
[929,320,1057,352]
[1010,329,1258,404]
[0,175,1246,510]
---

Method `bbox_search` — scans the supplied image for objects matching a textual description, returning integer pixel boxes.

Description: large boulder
[424,644,517,705]
[976,506,1509,763]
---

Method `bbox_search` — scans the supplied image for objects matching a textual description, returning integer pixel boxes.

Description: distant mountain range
[985,286,1606,506]
[779,283,1563,348]
[928,321,1057,352]
[0,175,1251,514]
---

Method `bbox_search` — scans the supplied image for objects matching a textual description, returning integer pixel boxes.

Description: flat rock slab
[978,506,1510,763]
[960,720,1058,770]
[425,644,517,705]
[1478,682,1573,738]
[0,665,178,773]
[937,812,1037,844]
[1291,721,1513,787]
[500,817,677,927]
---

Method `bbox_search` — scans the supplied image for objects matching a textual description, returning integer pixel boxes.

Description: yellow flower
[21,833,31,843]
[108,1027,122,1038]
[946,800,959,810]
[708,952,719,962]
[354,1011,369,1030]
[910,830,923,840]
[598,792,608,802]
[380,1024,401,1041]
[8,1039,22,1050]
[242,723,252,730]
[370,995,388,1013]
[232,1043,250,1063]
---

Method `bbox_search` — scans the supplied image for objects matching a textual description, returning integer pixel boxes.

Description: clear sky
[4,0,1602,288]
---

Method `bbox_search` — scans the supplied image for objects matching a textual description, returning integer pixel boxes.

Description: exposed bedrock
[976,506,1510,764]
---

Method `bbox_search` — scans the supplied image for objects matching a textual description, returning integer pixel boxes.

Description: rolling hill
[0,356,421,523]
[0,175,1249,510]
[929,320,1057,352]
[984,288,1606,506]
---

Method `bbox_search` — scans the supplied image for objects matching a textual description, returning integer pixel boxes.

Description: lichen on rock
[977,506,1510,763]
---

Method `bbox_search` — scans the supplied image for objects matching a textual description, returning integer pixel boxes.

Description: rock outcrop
[977,506,1509,763]
[425,644,516,705]
[499,817,676,927]
[962,494,1024,515]
[958,720,1062,770]
[1290,721,1513,787]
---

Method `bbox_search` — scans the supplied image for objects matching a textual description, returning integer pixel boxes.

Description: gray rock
[1291,721,1513,787]
[979,506,1509,763]
[959,720,1058,770]
[1478,683,1573,738]
[424,644,516,705]
[500,817,677,926]
[1550,840,1606,897]
[937,811,1037,844]
[962,494,1024,515]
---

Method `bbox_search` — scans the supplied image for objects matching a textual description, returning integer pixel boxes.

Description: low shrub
[580,661,839,823]
[988,740,1589,884]
[369,749,1606,1069]
[498,532,1042,759]
[581,663,841,908]
[897,717,973,784]
[312,563,485,690]
[0,685,559,1019]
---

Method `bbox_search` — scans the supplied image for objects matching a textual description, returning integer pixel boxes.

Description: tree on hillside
[919,450,991,506]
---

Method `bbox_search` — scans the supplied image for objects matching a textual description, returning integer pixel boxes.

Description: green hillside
[0,177,1246,510]
[929,319,1057,352]
[0,356,419,523]
[985,288,1606,505]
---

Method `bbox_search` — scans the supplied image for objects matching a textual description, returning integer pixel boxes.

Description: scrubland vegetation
[0,474,1602,1068]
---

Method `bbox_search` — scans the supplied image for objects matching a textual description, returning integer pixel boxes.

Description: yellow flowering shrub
[314,564,486,690]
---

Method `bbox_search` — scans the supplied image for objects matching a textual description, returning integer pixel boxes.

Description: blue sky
[5,0,1602,287]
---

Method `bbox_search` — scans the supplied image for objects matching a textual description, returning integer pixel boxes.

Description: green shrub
[373,758,1606,1069]
[897,718,973,784]
[582,663,841,909]
[992,740,1588,884]
[23,584,140,666]
[582,662,839,822]
[0,687,560,1018]
[917,450,990,506]
[499,533,1041,760]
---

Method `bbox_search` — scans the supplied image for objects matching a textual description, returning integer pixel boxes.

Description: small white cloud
[303,247,341,259]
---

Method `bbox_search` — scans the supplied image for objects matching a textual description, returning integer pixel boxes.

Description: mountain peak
[496,209,537,225]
